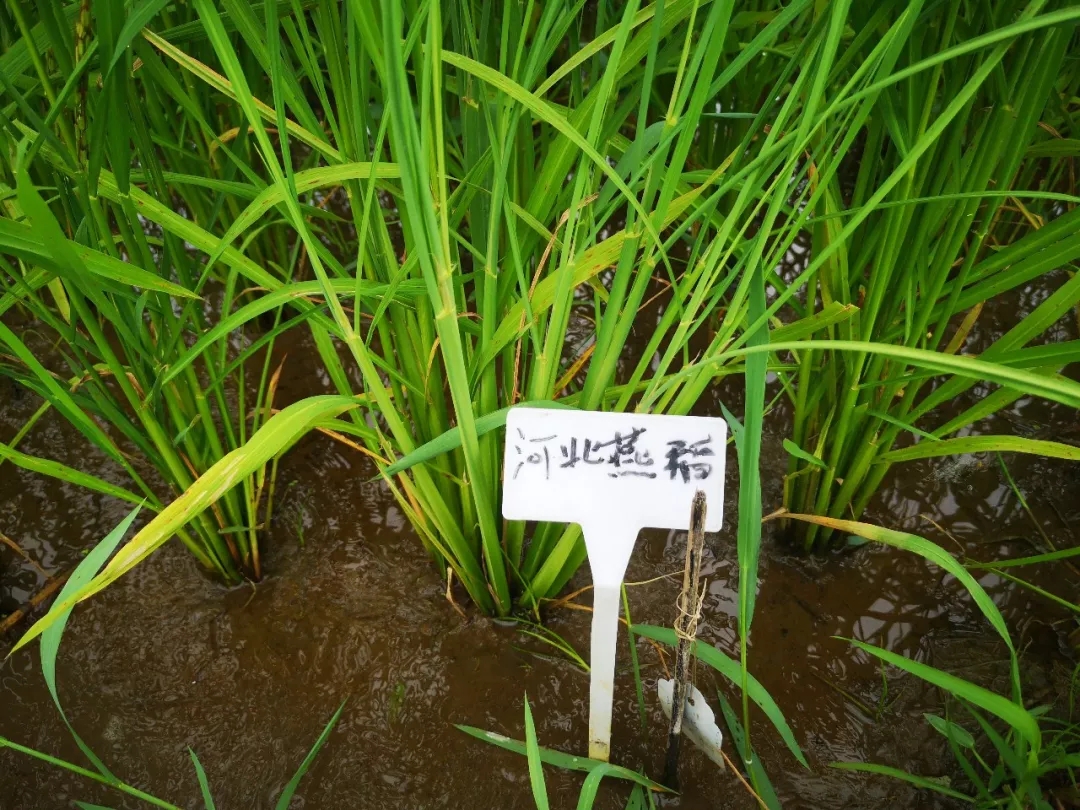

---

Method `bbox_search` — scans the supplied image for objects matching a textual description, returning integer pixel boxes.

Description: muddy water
[2,339,1079,809]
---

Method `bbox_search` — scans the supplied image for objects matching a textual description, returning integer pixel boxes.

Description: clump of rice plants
[149,0,1080,618]
[5,0,857,615]
[5,7,1080,801]
[0,0,420,582]
[5,1,1080,628]
[0,152,282,583]
[780,0,1080,550]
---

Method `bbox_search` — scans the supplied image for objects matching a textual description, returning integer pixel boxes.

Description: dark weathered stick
[0,571,70,636]
[663,490,707,790]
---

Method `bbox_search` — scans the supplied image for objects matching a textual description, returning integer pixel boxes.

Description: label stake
[502,407,726,761]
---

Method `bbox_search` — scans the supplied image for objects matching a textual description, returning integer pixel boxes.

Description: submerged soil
[1,302,1078,809]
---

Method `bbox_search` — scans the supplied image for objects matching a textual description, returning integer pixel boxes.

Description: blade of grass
[879,436,1080,463]
[273,701,346,810]
[188,749,217,810]
[456,724,667,791]
[843,639,1040,753]
[524,695,550,810]
[831,762,975,801]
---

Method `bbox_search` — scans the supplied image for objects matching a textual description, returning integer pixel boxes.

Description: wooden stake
[663,490,707,790]
[0,571,70,636]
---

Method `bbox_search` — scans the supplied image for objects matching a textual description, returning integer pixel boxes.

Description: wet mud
[1,297,1078,810]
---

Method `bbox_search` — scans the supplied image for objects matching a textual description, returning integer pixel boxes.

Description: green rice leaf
[717,690,781,810]
[879,436,1080,464]
[383,401,577,475]
[631,624,808,768]
[188,749,217,810]
[843,639,1040,753]
[0,442,147,508]
[1025,138,1080,158]
[160,278,425,386]
[770,302,859,343]
[455,725,667,791]
[0,218,199,299]
[108,0,175,75]
[142,29,342,162]
[967,546,1080,569]
[39,507,142,782]
[0,735,179,809]
[924,714,976,750]
[273,701,346,810]
[574,765,629,810]
[623,785,646,810]
[203,162,401,275]
[439,51,667,257]
[783,438,827,469]
[780,514,1014,656]
[721,341,1080,410]
[0,321,126,467]
[523,695,550,810]
[831,762,974,801]
[11,397,362,654]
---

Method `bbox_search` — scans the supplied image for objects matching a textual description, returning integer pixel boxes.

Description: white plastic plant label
[502,407,726,761]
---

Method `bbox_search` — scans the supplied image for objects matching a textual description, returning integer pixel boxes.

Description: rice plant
[780,1,1080,550]
[1,155,283,584]
[241,0,1076,617]
[4,0,849,613]
[0,0,422,582]
[3,6,1080,802]
[5,1,1080,630]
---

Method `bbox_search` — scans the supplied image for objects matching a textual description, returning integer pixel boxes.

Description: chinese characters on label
[511,427,715,483]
